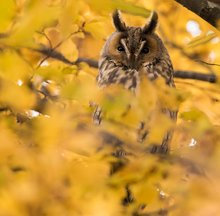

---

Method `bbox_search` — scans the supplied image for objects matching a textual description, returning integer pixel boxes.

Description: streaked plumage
[97,10,177,153]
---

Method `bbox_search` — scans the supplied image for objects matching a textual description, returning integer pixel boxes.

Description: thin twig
[33,47,74,65]
[53,22,85,50]
[36,25,84,67]
[196,60,220,67]
[165,40,215,73]
[36,31,53,48]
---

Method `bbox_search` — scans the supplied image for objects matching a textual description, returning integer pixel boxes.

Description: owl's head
[101,10,165,70]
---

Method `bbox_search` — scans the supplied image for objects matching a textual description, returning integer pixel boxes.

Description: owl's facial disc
[118,38,150,69]
[103,29,159,71]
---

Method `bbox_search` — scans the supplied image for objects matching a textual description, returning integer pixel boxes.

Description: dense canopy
[0,0,220,215]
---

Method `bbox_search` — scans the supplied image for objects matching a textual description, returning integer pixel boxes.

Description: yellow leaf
[86,0,151,17]
[85,20,109,39]
[0,50,31,82]
[0,80,36,111]
[187,32,217,48]
[58,0,82,36]
[35,64,77,81]
[2,1,59,47]
[99,85,133,120]
[61,71,98,104]
[180,108,209,122]
[0,0,16,32]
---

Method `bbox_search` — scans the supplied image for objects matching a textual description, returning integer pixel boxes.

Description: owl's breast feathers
[98,57,139,90]
[143,55,175,87]
[98,55,174,90]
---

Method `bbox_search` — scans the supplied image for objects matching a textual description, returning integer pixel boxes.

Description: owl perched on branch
[97,10,177,153]
[98,10,175,88]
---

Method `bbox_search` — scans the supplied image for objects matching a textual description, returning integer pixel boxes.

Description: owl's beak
[128,54,137,69]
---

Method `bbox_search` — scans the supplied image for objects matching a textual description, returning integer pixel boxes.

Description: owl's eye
[117,46,125,52]
[142,46,149,54]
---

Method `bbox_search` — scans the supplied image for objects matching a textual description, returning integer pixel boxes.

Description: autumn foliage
[0,0,220,215]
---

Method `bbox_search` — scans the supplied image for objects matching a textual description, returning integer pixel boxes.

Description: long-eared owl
[97,10,177,153]
[98,10,175,89]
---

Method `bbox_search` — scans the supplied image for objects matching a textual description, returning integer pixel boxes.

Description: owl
[97,10,177,153]
[98,10,175,89]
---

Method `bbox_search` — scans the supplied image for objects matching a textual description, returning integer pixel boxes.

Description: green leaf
[187,32,217,47]
[181,109,204,121]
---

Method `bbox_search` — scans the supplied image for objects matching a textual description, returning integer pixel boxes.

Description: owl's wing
[144,56,175,87]
[97,57,119,87]
[159,58,175,87]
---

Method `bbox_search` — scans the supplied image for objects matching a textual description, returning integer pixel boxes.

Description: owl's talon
[93,106,102,125]
[122,185,134,206]
[138,121,145,130]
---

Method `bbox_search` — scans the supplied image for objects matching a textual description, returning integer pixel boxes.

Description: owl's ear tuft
[142,11,158,34]
[112,10,127,32]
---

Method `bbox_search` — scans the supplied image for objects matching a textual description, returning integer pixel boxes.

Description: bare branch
[175,0,220,28]
[32,46,217,83]
[76,57,99,68]
[33,46,74,65]
[196,60,220,67]
[36,31,53,49]
[165,40,216,73]
[174,70,216,83]
[35,26,84,67]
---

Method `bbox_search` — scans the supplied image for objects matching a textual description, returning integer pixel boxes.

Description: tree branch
[165,40,216,73]
[175,0,220,28]
[33,46,217,83]
[76,57,98,68]
[34,47,74,65]
[174,70,216,83]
